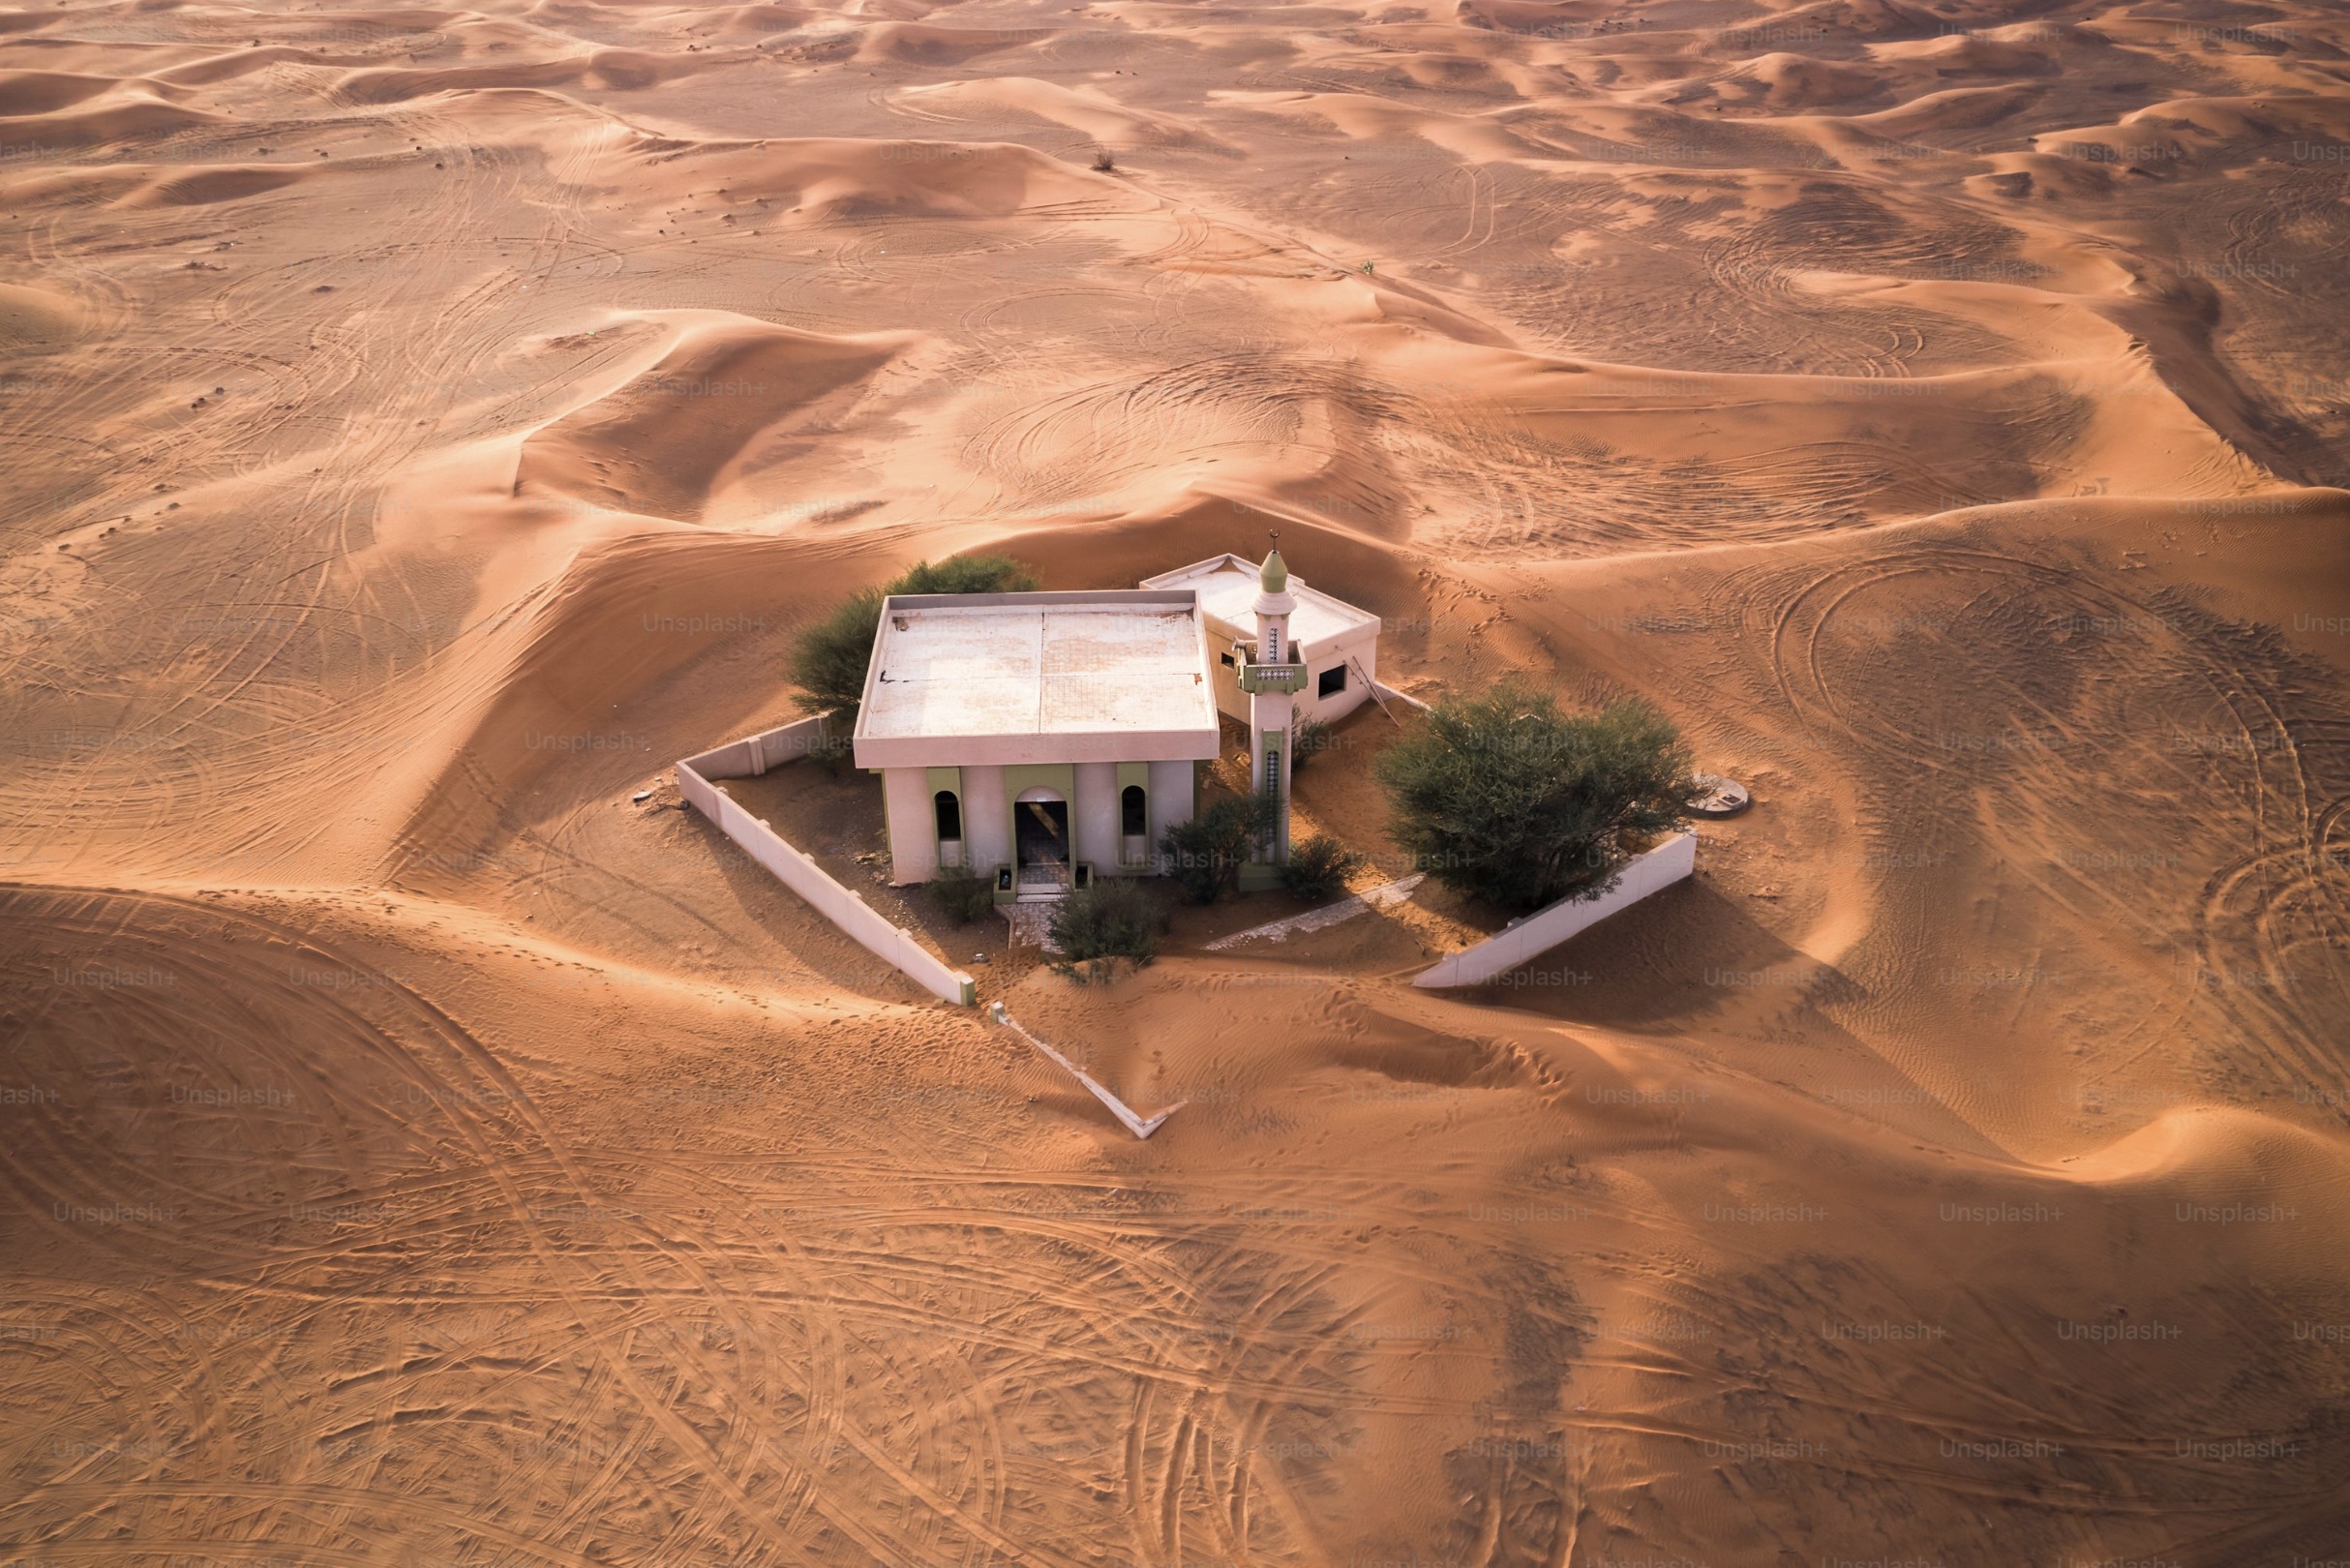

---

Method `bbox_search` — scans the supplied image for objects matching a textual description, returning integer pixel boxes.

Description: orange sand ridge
[4,0,2350,1560]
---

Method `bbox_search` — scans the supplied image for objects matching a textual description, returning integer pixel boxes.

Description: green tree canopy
[1375,679,1700,914]
[789,554,1039,719]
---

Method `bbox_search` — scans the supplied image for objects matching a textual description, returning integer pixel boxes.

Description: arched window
[934,791,962,841]
[1120,785,1147,837]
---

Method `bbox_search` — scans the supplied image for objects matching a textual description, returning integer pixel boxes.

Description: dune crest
[4,0,2349,1560]
[516,312,917,521]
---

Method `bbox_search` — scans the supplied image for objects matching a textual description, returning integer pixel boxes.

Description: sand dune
[0,279,78,345]
[517,312,916,518]
[896,75,1227,151]
[0,69,120,115]
[4,0,2349,1560]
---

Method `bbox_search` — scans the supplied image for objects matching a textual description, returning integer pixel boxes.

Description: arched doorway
[1120,783,1149,866]
[1013,786,1070,892]
[933,790,964,868]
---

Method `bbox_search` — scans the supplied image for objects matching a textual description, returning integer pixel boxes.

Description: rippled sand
[5,0,2350,1560]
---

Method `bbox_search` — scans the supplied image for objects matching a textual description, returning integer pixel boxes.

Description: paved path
[1203,874,1425,950]
[999,902,1062,952]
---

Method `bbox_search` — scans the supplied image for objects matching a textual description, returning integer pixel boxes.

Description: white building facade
[852,589,1220,894]
[853,558,1382,897]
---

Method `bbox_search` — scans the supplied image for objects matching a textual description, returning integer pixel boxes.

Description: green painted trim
[1114,763,1151,865]
[1259,733,1286,865]
[924,766,965,864]
[1002,763,1074,800]
[1236,661,1305,695]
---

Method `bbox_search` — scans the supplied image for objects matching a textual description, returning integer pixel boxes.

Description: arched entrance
[1013,786,1070,893]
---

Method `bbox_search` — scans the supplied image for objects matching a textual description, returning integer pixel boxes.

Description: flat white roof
[852,590,1221,768]
[1138,554,1379,654]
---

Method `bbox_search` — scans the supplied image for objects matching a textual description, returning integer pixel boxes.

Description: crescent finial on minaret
[1258,534,1288,597]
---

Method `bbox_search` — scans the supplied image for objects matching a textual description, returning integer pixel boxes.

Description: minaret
[1247,538,1298,870]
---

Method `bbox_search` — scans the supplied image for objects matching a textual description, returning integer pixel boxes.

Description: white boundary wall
[678,714,977,1008]
[679,711,838,780]
[1412,831,1696,989]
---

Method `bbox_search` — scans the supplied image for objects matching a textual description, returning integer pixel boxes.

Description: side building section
[1138,553,1383,729]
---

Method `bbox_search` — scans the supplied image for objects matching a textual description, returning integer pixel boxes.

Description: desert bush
[1048,877,1166,981]
[788,587,886,722]
[890,556,1040,596]
[1375,678,1700,914]
[789,554,1039,720]
[1091,148,1117,172]
[1291,715,1336,770]
[1159,794,1272,904]
[925,864,996,925]
[1278,834,1364,901]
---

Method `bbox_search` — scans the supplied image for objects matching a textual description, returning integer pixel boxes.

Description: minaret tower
[1244,535,1299,875]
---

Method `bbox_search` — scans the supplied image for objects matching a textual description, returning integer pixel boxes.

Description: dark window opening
[1120,784,1148,837]
[1317,663,1347,698]
[933,790,961,841]
[1219,650,1235,667]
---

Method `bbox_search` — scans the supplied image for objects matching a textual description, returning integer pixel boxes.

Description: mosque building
[852,547,1382,897]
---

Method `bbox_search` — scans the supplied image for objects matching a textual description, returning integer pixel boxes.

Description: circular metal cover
[1690,772,1753,818]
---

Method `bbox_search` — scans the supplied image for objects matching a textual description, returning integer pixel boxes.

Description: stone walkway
[1204,874,1424,950]
[1000,902,1063,953]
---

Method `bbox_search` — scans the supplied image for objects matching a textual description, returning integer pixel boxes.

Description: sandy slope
[3,0,2349,1561]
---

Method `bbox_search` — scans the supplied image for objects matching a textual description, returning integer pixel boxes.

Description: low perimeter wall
[1412,831,1697,989]
[679,711,836,780]
[678,715,976,1008]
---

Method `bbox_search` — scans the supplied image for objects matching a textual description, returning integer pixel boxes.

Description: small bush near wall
[806,728,859,776]
[1292,715,1336,770]
[1278,835,1364,901]
[1160,794,1273,903]
[1048,878,1168,981]
[926,865,997,924]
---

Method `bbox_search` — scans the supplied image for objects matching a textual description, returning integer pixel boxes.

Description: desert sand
[4,0,2350,1560]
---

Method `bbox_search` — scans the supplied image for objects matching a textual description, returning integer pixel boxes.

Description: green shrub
[1048,877,1167,981]
[789,554,1039,720]
[890,555,1040,596]
[789,585,886,721]
[1278,834,1364,901]
[1375,678,1700,914]
[1159,793,1272,904]
[1291,715,1336,771]
[925,864,996,925]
